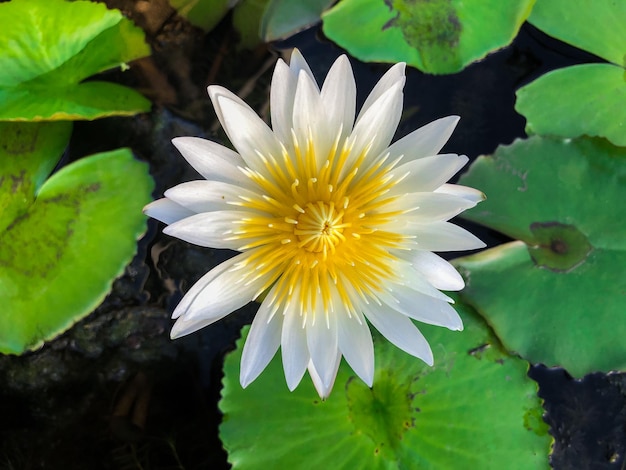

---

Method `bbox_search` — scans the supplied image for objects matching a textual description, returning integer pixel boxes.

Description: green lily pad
[322,0,535,74]
[0,123,153,354]
[528,0,626,66]
[516,2,626,146]
[516,64,626,147]
[260,0,334,41]
[0,0,151,121]
[220,299,550,469]
[232,0,271,50]
[455,136,626,376]
[170,0,231,32]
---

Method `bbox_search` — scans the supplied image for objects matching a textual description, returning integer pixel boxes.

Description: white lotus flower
[144,49,485,398]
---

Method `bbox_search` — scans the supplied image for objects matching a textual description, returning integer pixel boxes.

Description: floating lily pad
[322,0,535,74]
[528,0,626,66]
[0,123,153,354]
[220,299,550,469]
[170,0,231,32]
[516,2,626,146]
[232,0,271,50]
[260,0,334,41]
[455,136,626,376]
[0,0,151,121]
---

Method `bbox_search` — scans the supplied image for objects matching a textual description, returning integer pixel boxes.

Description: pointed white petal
[306,303,339,390]
[379,283,463,331]
[292,70,331,167]
[409,221,486,251]
[171,254,242,320]
[408,250,465,291]
[143,198,195,225]
[172,137,246,185]
[240,286,283,387]
[308,353,341,399]
[336,306,374,386]
[163,210,258,249]
[389,260,453,302]
[357,62,405,122]
[281,286,310,391]
[390,154,468,195]
[270,59,297,146]
[164,180,259,213]
[320,55,356,138]
[289,48,316,83]
[214,95,283,174]
[387,116,460,163]
[381,192,478,223]
[435,183,486,203]
[207,85,252,137]
[362,302,434,366]
[343,82,403,177]
[172,251,269,325]
[170,313,228,339]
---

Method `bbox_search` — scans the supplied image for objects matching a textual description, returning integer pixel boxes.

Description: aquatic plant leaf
[0,124,153,354]
[455,136,626,376]
[232,0,271,50]
[528,0,626,66]
[516,64,626,147]
[260,0,334,41]
[220,300,551,469]
[322,0,535,74]
[169,0,231,32]
[516,2,626,146]
[0,0,151,121]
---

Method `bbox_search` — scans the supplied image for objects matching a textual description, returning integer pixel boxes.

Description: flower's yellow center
[295,201,348,254]
[230,129,408,320]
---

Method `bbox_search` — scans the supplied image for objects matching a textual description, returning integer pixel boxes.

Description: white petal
[379,283,463,331]
[409,221,486,251]
[163,210,258,249]
[288,48,316,83]
[381,192,479,223]
[388,260,453,302]
[357,62,406,123]
[214,95,283,174]
[143,198,195,225]
[390,154,469,195]
[387,116,460,163]
[171,253,242,319]
[172,137,246,185]
[293,70,331,168]
[308,353,341,399]
[207,85,255,138]
[408,250,465,291]
[344,82,403,178]
[336,306,374,386]
[306,303,339,391]
[172,251,269,325]
[435,183,486,203]
[320,55,356,139]
[281,286,310,391]
[270,59,297,146]
[362,302,433,366]
[240,285,283,387]
[164,180,259,213]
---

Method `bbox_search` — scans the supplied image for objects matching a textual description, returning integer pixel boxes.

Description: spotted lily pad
[322,0,535,74]
[220,299,550,469]
[0,123,153,354]
[455,136,626,376]
[0,0,151,121]
[516,1,626,146]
